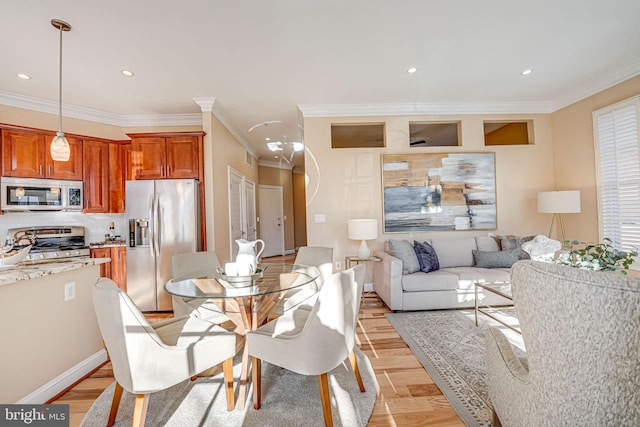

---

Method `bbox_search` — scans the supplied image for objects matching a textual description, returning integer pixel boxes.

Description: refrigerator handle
[153,193,160,256]
[148,194,155,257]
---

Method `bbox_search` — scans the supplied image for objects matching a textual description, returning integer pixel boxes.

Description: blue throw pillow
[413,241,440,273]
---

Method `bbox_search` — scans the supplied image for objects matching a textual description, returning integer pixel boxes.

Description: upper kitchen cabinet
[128,132,204,180]
[108,141,131,213]
[83,139,109,213]
[1,127,82,180]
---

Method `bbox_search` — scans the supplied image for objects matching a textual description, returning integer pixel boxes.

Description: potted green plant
[554,238,638,274]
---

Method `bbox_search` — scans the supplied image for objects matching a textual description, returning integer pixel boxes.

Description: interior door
[244,178,257,241]
[228,168,244,260]
[258,185,285,257]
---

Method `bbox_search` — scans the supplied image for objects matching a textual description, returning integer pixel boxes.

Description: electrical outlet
[64,282,76,302]
[334,261,341,270]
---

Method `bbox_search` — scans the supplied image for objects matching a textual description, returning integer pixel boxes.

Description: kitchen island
[0,258,110,404]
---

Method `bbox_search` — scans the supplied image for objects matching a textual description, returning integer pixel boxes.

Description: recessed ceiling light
[16,73,31,80]
[265,137,271,141]
[121,70,134,77]
[267,141,284,152]
[407,67,418,74]
[521,69,533,76]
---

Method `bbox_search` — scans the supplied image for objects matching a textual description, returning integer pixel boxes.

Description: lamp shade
[348,219,378,240]
[537,191,581,214]
[50,132,71,161]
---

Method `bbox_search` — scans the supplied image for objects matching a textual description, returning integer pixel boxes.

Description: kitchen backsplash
[0,212,127,244]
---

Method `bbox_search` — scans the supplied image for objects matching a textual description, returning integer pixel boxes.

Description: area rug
[80,347,376,427]
[385,309,525,427]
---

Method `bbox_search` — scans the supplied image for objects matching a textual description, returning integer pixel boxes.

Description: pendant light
[50,19,71,162]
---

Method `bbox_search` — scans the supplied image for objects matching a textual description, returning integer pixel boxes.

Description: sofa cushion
[498,235,535,260]
[473,249,519,268]
[402,270,460,292]
[431,238,477,268]
[443,267,511,290]
[414,241,440,273]
[388,239,420,274]
[476,236,501,252]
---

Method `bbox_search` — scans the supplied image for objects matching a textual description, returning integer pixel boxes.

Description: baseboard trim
[17,349,108,404]
[284,249,296,255]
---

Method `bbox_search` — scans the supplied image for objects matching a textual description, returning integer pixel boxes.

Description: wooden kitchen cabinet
[90,246,127,291]
[108,141,131,213]
[128,132,203,180]
[83,139,109,213]
[1,127,82,179]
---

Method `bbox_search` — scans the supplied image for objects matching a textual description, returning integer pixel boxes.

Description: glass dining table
[165,263,320,409]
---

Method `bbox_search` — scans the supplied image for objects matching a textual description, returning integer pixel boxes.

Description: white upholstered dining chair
[171,251,228,323]
[93,278,237,427]
[271,246,334,315]
[247,264,366,427]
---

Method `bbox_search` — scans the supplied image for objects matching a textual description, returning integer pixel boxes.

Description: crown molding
[550,58,640,111]
[194,97,257,158]
[297,101,554,117]
[193,98,216,112]
[0,90,201,127]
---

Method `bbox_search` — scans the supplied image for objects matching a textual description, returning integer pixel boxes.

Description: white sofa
[373,236,521,311]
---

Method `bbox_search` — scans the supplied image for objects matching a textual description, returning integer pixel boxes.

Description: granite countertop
[0,257,109,286]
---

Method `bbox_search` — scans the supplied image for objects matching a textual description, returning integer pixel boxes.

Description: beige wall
[202,111,259,263]
[303,113,556,265]
[293,171,308,248]
[0,266,104,403]
[258,165,296,252]
[551,75,640,243]
[0,105,127,140]
[0,105,201,140]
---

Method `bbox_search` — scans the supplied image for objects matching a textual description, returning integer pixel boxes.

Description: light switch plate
[314,214,326,223]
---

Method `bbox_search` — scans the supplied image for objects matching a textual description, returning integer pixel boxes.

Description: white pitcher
[235,239,265,275]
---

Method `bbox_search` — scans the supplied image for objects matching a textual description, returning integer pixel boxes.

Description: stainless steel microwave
[1,177,83,212]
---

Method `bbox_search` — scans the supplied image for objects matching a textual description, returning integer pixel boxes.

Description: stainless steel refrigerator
[125,179,201,311]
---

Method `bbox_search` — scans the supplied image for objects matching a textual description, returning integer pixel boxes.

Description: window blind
[593,96,640,256]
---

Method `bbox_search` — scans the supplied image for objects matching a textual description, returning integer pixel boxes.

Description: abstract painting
[381,152,496,232]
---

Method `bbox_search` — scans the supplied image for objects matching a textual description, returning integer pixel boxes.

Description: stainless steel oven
[1,177,83,212]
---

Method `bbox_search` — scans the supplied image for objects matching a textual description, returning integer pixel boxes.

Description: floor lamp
[537,190,581,242]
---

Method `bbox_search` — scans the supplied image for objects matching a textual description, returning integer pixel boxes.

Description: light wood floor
[53,255,464,426]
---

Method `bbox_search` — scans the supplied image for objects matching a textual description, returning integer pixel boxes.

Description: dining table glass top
[165,263,320,299]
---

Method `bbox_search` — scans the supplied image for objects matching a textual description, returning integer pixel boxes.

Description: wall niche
[409,122,461,147]
[484,121,533,146]
[331,123,386,148]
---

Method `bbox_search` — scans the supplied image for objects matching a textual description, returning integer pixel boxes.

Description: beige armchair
[485,260,640,426]
[247,264,366,427]
[93,278,237,427]
[271,246,334,315]
[171,251,228,323]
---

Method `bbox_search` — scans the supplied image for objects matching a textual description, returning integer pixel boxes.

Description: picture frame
[381,152,496,232]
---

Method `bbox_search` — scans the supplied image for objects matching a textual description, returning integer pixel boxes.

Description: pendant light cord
[58,24,63,134]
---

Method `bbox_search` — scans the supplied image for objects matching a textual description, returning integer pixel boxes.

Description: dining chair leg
[252,356,262,409]
[132,394,150,427]
[223,357,235,411]
[317,373,333,427]
[107,382,124,427]
[349,349,366,392]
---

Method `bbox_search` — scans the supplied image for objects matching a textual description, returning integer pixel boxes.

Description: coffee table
[474,281,520,334]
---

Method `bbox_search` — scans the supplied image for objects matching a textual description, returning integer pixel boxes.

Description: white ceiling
[2,1,640,169]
